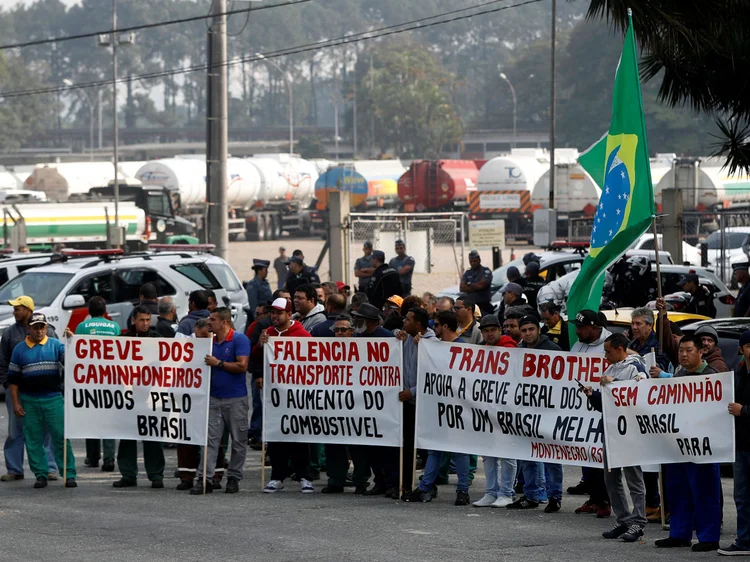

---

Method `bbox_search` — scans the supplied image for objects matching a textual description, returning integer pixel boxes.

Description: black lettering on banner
[271,388,280,407]
[363,390,385,411]
[471,407,493,433]
[677,437,713,457]
[72,388,135,410]
[457,378,466,399]
[617,415,627,435]
[149,392,192,413]
[437,402,465,429]
[560,387,582,410]
[135,415,191,442]
[280,414,384,438]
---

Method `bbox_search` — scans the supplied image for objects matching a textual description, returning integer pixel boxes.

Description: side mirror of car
[62,294,86,310]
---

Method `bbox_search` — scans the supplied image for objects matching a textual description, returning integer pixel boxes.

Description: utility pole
[207,0,228,260]
[549,0,557,214]
[112,0,120,245]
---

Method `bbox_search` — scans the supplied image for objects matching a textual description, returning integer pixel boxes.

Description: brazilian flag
[567,12,655,332]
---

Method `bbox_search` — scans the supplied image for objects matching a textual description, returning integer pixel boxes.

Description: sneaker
[33,477,48,489]
[248,436,263,450]
[429,486,438,499]
[176,480,193,491]
[596,503,612,518]
[544,498,561,513]
[491,496,514,508]
[151,480,164,489]
[507,496,539,509]
[321,485,344,494]
[718,544,750,556]
[47,472,59,481]
[0,473,23,482]
[225,477,239,494]
[64,479,77,488]
[189,482,213,495]
[692,542,720,552]
[621,524,644,542]
[364,484,386,496]
[602,524,629,539]
[101,460,115,472]
[384,487,399,499]
[403,489,432,503]
[212,480,222,491]
[655,537,692,548]
[566,481,589,495]
[263,480,284,493]
[300,479,314,493]
[112,478,137,488]
[472,493,497,507]
[575,500,598,514]
[455,490,470,506]
[83,457,99,468]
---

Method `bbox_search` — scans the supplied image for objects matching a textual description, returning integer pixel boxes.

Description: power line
[0,0,310,51]
[0,0,544,100]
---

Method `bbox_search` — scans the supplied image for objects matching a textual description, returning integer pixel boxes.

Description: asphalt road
[0,397,739,562]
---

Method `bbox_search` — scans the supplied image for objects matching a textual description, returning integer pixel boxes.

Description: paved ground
[0,396,739,562]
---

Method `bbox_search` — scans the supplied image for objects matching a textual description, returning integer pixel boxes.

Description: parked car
[603,308,709,336]
[631,233,701,266]
[703,227,750,282]
[680,318,750,373]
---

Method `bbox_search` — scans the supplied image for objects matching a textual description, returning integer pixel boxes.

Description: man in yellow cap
[0,296,58,482]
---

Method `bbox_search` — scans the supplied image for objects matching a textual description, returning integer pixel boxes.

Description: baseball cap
[286,256,304,266]
[479,315,501,329]
[677,273,699,286]
[335,281,350,291]
[572,309,600,327]
[372,250,386,262]
[28,312,47,326]
[468,250,480,259]
[271,297,292,313]
[501,282,523,296]
[8,296,34,310]
[741,329,750,348]
[386,295,404,307]
[519,315,539,328]
[363,240,373,249]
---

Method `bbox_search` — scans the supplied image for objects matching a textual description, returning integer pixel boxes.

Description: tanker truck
[136,154,318,241]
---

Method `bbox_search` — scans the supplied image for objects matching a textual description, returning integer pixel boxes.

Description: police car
[0,248,229,336]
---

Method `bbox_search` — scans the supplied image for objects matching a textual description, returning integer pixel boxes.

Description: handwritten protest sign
[263,337,403,446]
[601,372,735,468]
[416,339,606,467]
[65,336,212,445]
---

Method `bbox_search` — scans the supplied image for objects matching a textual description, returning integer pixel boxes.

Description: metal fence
[682,210,750,284]
[347,212,467,296]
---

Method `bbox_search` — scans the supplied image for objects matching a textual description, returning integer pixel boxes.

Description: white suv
[0,249,228,335]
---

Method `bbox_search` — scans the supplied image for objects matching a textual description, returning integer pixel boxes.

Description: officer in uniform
[678,273,716,318]
[284,256,319,302]
[354,241,375,293]
[734,262,750,317]
[245,259,273,325]
[389,239,415,297]
[521,261,546,310]
[460,250,494,317]
[366,250,401,310]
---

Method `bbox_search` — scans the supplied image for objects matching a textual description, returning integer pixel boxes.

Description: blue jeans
[544,463,563,502]
[519,460,546,502]
[483,457,517,498]
[249,381,262,440]
[666,462,722,543]
[735,452,750,549]
[4,398,57,475]
[420,451,469,493]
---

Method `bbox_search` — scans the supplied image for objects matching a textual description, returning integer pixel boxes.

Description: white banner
[64,335,212,445]
[601,372,735,469]
[416,339,607,467]
[263,337,403,447]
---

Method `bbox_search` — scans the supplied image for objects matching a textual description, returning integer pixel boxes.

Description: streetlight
[63,79,94,161]
[499,72,517,148]
[256,53,293,155]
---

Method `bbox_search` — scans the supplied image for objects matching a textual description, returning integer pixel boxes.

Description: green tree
[357,41,462,158]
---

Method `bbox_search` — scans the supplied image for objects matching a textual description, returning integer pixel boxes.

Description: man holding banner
[584,333,647,543]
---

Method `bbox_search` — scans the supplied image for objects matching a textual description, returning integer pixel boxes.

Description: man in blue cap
[460,250,494,316]
[245,259,272,324]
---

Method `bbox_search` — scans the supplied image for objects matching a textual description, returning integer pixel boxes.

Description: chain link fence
[682,210,750,285]
[348,212,467,296]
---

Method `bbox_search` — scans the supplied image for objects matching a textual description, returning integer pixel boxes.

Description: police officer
[460,250,494,316]
[521,261,546,310]
[245,259,273,324]
[678,273,716,318]
[735,262,750,317]
[389,239,415,297]
[366,250,401,310]
[355,241,375,293]
[284,256,319,300]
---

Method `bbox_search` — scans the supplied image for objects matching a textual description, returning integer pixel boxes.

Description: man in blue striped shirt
[8,312,76,489]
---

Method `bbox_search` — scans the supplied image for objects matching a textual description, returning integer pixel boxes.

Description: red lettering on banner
[612,386,639,407]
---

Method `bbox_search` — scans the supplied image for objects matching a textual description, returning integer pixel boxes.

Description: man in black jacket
[366,250,401,310]
[113,305,165,489]
[720,330,750,555]
[155,296,178,338]
[284,256,319,301]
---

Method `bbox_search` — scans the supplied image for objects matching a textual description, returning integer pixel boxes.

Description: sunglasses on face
[333,327,353,333]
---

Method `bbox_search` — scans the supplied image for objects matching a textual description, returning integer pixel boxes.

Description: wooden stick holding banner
[651,217,668,530]
[203,332,213,495]
[261,440,267,490]
[398,446,404,496]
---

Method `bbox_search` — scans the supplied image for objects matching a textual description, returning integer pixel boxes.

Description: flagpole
[651,216,664,343]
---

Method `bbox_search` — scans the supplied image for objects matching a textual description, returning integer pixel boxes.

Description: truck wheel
[256,216,267,241]
[271,216,281,240]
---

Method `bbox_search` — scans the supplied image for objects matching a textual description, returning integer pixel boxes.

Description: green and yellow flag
[567,12,655,331]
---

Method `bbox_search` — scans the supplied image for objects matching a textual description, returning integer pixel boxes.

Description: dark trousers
[177,437,227,482]
[269,442,310,482]
[644,470,661,508]
[325,444,370,487]
[400,283,412,297]
[665,462,722,543]
[587,467,610,505]
[368,446,399,489]
[735,452,750,549]
[402,401,416,491]
[86,439,116,463]
[249,381,263,440]
[117,440,164,482]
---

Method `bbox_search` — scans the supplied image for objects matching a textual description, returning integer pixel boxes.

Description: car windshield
[208,263,242,292]
[704,231,748,250]
[0,271,73,307]
[491,258,526,287]
[171,263,222,289]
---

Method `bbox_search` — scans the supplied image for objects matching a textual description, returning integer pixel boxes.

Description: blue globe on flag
[591,145,631,249]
